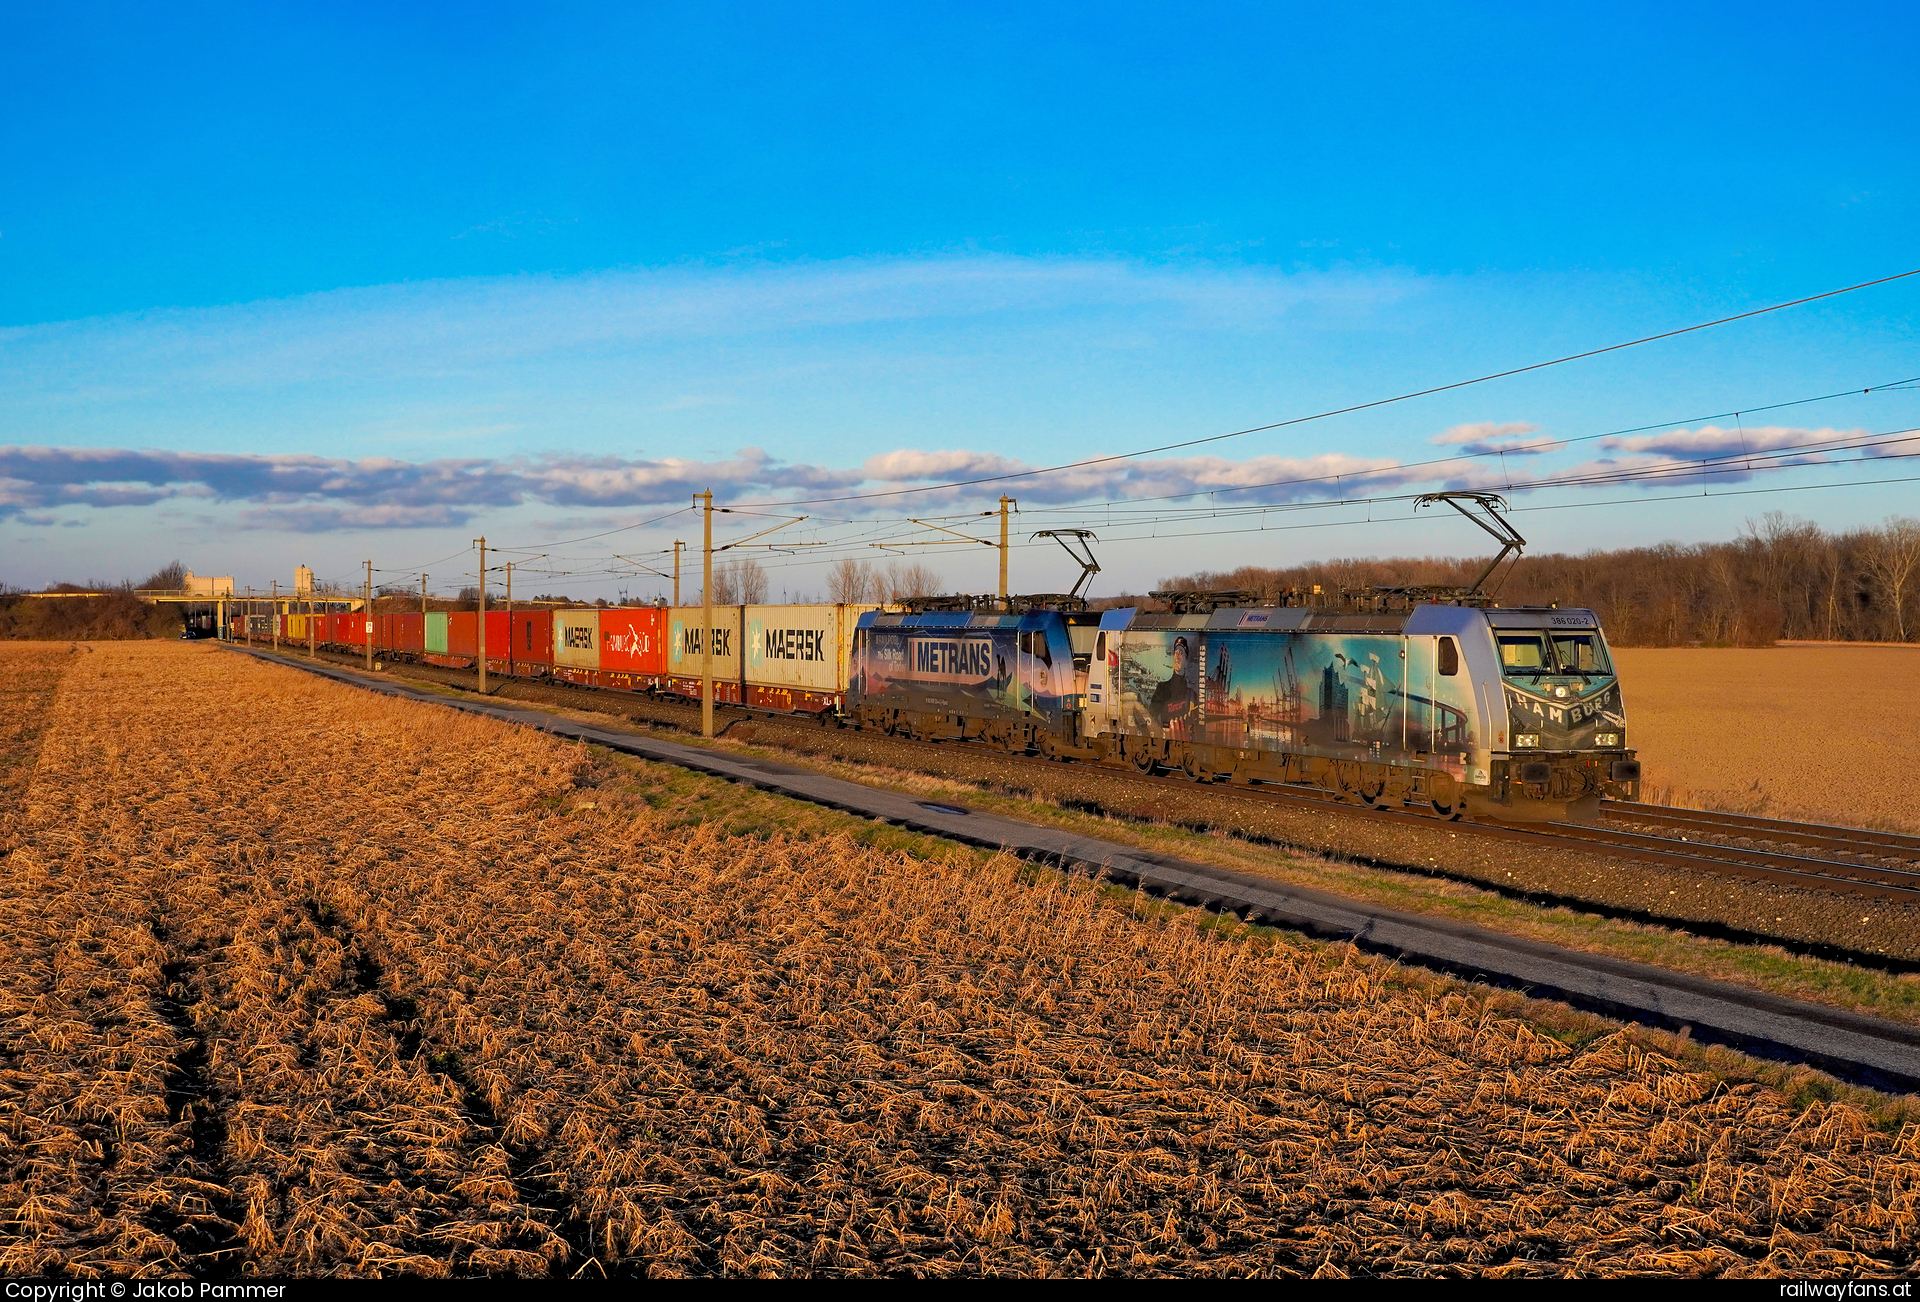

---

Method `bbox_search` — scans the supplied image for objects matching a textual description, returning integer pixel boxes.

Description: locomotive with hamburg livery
[848,588,1636,822]
[845,494,1638,822]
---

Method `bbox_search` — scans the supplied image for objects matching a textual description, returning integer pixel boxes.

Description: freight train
[262,589,1638,823]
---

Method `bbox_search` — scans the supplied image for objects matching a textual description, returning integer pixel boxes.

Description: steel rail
[224,645,1920,1092]
[1599,800,1920,859]
[1503,820,1920,899]
[849,730,1920,904]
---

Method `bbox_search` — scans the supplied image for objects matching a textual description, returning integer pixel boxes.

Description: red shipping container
[507,611,552,672]
[438,612,510,663]
[599,606,666,675]
[447,612,476,657]
[390,612,425,654]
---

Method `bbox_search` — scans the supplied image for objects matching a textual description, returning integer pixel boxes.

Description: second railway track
[831,719,1920,904]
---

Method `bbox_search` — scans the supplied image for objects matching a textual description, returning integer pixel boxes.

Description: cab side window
[1438,636,1459,677]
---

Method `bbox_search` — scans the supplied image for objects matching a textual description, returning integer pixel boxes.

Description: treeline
[0,590,183,640]
[0,562,192,640]
[1153,512,1920,646]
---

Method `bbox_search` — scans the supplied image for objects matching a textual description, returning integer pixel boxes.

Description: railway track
[839,724,1920,905]
[278,643,1920,904]
[1597,799,1920,859]
[229,645,1920,1091]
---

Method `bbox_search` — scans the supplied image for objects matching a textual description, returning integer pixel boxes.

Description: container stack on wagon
[293,603,877,714]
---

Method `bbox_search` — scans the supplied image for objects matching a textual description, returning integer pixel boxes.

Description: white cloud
[0,440,1439,528]
[1428,420,1556,455]
[0,254,1426,408]
[1598,424,1858,457]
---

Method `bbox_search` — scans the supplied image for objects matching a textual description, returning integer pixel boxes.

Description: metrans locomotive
[274,588,1637,823]
[847,591,1638,822]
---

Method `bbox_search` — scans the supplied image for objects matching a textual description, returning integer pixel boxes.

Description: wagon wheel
[1178,749,1207,782]
[1130,741,1159,774]
[884,711,904,737]
[1327,760,1358,802]
[1038,732,1059,761]
[1000,727,1028,755]
[1356,765,1389,808]
[1429,771,1463,820]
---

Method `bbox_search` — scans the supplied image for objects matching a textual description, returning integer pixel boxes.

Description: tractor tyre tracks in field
[147,917,247,1274]
[294,899,605,1273]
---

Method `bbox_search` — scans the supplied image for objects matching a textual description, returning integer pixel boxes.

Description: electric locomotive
[847,490,1636,822]
[848,587,1638,823]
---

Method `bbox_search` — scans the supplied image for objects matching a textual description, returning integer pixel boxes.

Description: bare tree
[826,558,878,604]
[880,560,942,604]
[1861,516,1920,641]
[739,559,769,604]
[139,560,188,591]
[710,558,769,605]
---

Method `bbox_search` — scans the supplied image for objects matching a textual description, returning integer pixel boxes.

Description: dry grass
[1613,647,1920,834]
[0,643,76,844]
[1,641,1918,1277]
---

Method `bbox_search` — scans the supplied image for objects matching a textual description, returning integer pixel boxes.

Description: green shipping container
[425,611,449,654]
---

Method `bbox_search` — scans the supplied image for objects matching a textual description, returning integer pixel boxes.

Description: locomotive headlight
[1514,733,1541,748]
[1553,685,1569,699]
[1594,732,1620,747]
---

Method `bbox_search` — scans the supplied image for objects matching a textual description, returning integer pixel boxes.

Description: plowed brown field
[1613,646,1920,833]
[2,640,1917,1278]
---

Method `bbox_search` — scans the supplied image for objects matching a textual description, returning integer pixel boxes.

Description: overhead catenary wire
[992,373,1920,519]
[340,352,1920,602]
[723,267,1920,508]
[366,368,1920,595]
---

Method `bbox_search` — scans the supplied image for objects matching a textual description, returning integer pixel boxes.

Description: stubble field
[1611,646,1920,834]
[2,640,1918,1278]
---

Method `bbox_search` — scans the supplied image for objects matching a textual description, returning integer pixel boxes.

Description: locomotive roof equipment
[1029,528,1103,600]
[1413,490,1527,599]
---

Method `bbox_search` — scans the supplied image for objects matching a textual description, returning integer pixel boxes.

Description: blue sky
[4,2,1918,599]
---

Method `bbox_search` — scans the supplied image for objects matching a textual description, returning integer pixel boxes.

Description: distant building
[294,565,314,597]
[182,570,234,597]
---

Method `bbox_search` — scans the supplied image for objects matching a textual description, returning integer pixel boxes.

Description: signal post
[474,536,488,695]
[363,561,373,671]
[698,492,714,737]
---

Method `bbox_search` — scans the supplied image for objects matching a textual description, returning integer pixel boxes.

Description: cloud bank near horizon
[1,423,1885,531]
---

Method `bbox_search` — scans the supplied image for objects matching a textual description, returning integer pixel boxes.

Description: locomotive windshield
[1497,631,1613,677]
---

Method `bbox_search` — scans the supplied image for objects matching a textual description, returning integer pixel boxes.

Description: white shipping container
[743,604,874,693]
[667,606,743,681]
[553,609,601,669]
